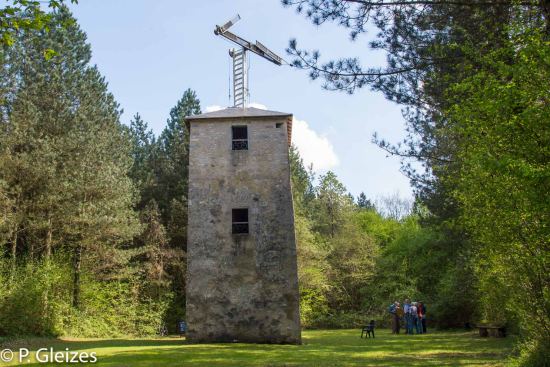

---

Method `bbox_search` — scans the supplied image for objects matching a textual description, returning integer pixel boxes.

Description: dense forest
[0,2,548,366]
[282,0,549,365]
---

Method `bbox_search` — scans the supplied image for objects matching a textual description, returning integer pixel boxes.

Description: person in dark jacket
[395,302,404,334]
[415,302,423,334]
[418,302,427,333]
[389,301,397,333]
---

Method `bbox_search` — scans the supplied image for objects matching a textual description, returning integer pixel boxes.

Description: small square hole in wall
[276,123,283,128]
[232,208,249,234]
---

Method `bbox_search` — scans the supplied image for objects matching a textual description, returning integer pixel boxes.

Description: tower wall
[186,115,301,344]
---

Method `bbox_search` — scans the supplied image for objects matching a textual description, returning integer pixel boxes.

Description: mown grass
[0,329,515,366]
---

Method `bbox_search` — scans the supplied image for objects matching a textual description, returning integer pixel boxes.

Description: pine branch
[283,0,539,8]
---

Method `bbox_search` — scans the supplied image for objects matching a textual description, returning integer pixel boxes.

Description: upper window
[232,126,248,150]
[232,208,249,234]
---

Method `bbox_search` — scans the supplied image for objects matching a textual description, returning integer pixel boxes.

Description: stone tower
[185,107,301,344]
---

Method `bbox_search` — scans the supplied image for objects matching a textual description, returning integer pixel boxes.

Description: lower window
[232,208,249,234]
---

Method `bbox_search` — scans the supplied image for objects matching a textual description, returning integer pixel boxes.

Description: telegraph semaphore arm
[214,15,283,66]
[214,15,284,107]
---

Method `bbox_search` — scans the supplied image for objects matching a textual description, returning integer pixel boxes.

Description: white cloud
[205,103,266,112]
[292,118,339,172]
[248,102,267,110]
[205,105,223,113]
[204,103,338,171]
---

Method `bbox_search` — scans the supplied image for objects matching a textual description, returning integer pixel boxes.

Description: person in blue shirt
[403,298,412,335]
[409,302,418,335]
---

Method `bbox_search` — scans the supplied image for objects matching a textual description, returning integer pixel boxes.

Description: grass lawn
[0,329,515,366]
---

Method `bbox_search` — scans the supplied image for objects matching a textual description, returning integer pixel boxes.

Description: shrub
[509,336,550,367]
[0,257,170,338]
[0,259,72,336]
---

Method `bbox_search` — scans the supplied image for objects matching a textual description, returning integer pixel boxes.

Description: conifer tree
[314,171,352,238]
[357,192,374,211]
[138,200,172,301]
[155,89,200,328]
[0,8,139,308]
[128,113,157,210]
[127,89,201,330]
[156,89,201,236]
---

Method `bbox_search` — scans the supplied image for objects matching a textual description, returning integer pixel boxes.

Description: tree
[137,200,171,301]
[281,0,515,231]
[284,1,549,356]
[0,1,78,54]
[129,113,155,184]
[289,145,315,215]
[282,0,546,331]
[325,218,377,311]
[375,192,412,220]
[283,1,547,94]
[0,8,139,308]
[282,0,546,211]
[0,179,15,261]
[160,89,201,154]
[356,192,374,211]
[446,27,550,344]
[126,89,200,331]
[294,208,331,326]
[126,89,202,332]
[314,171,353,237]
[289,147,331,326]
[156,89,201,244]
[128,113,157,210]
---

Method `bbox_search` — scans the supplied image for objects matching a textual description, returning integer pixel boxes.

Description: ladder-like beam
[231,48,247,108]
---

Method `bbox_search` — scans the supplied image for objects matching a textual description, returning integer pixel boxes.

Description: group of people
[388,299,427,335]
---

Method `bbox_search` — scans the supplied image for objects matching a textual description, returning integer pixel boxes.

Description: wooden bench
[476,324,506,338]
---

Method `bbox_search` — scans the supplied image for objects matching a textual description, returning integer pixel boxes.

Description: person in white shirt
[410,302,419,334]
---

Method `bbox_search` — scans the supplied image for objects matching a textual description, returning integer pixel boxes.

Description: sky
[67,0,413,201]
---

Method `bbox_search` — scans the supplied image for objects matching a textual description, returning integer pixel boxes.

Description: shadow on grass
[6,330,514,367]
[0,337,186,350]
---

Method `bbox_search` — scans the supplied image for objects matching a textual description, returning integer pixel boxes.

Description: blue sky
[68,0,413,201]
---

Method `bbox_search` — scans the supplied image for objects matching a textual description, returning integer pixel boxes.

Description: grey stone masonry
[185,107,301,344]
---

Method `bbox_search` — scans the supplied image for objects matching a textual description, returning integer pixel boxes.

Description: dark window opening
[276,123,283,128]
[232,126,248,150]
[232,208,249,234]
